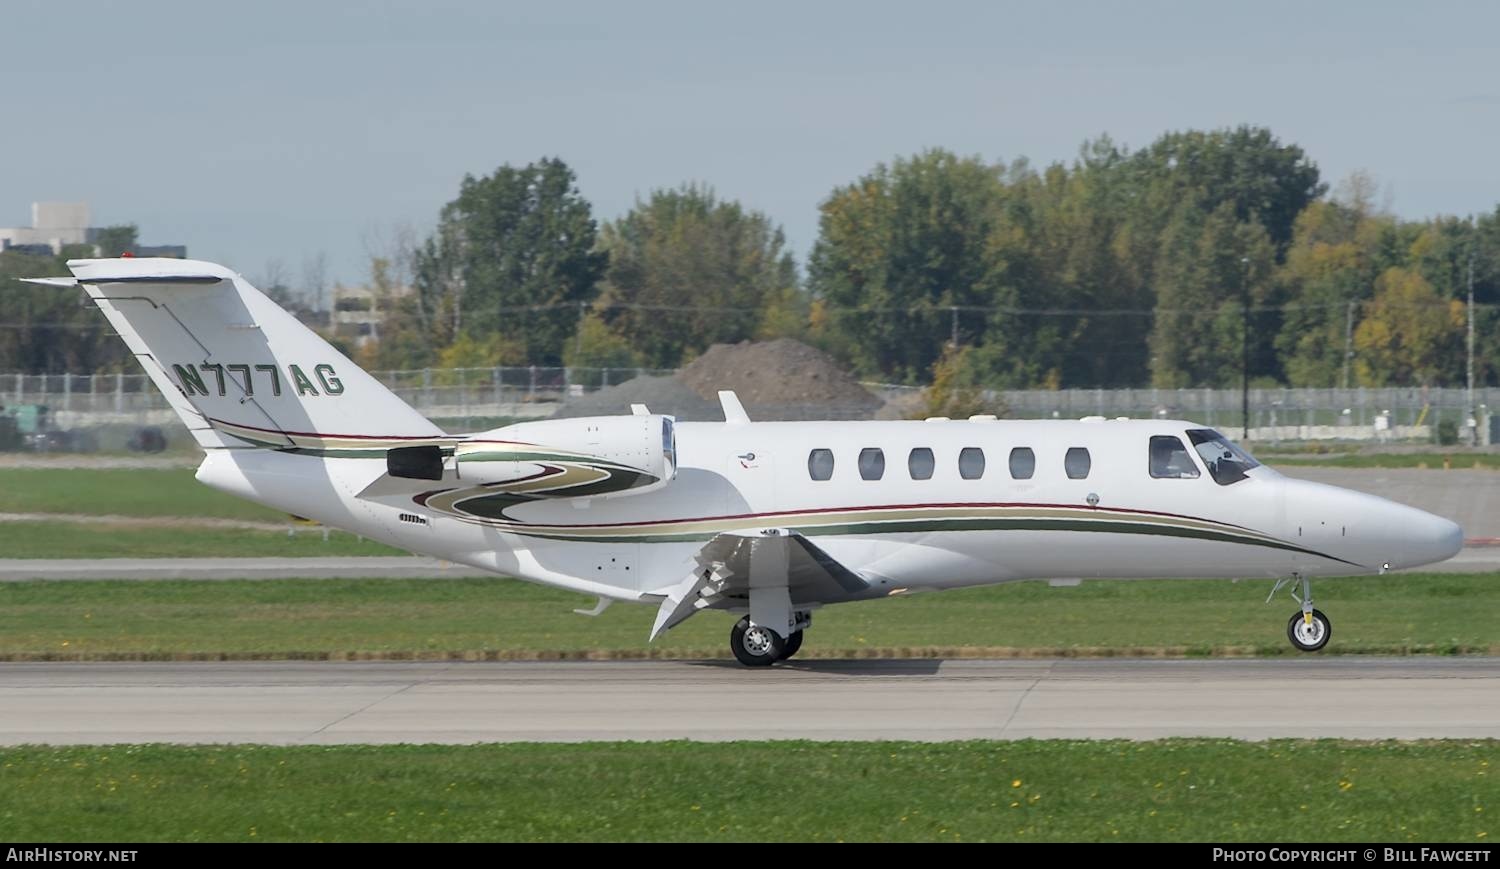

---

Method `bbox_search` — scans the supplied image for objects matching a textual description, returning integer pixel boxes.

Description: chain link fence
[992,386,1497,446]
[2,368,1496,452]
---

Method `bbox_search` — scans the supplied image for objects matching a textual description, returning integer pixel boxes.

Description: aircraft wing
[649,529,869,639]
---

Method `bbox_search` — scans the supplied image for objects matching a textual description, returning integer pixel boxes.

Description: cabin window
[1008,447,1035,480]
[908,447,935,480]
[958,447,985,480]
[808,448,835,481]
[1064,447,1091,479]
[1149,435,1200,479]
[858,447,886,481]
[1186,428,1260,486]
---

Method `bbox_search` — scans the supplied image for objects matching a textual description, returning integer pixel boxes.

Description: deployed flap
[647,529,869,639]
[649,569,716,640]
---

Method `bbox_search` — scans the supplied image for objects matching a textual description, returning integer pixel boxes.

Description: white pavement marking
[0,659,1495,744]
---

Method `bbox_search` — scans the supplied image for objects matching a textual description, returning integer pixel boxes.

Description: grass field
[0,573,1494,659]
[0,740,1489,842]
[0,467,408,557]
[0,468,284,521]
[0,521,402,559]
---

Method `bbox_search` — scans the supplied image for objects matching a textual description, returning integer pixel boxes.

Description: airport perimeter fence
[1,368,1497,451]
[0,365,673,423]
[994,385,1497,444]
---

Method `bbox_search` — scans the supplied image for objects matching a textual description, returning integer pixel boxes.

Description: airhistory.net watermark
[5,850,137,863]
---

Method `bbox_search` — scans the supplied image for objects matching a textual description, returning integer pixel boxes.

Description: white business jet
[25,259,1464,665]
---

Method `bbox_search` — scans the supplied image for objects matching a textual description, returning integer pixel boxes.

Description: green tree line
[6,128,1500,390]
[0,230,137,374]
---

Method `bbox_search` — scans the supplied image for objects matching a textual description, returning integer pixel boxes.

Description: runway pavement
[1,658,1496,744]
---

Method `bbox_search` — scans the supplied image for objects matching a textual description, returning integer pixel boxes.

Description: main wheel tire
[730,617,785,667]
[778,630,805,661]
[1287,608,1332,652]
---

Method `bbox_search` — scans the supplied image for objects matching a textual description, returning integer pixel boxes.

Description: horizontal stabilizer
[22,272,225,289]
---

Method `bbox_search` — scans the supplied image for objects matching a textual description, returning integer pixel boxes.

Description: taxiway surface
[1,658,1495,744]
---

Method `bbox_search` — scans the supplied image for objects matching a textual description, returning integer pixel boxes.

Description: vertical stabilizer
[41,258,445,451]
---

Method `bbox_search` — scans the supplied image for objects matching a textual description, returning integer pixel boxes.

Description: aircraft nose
[1385,506,1463,570]
[1428,514,1464,563]
[1283,477,1464,571]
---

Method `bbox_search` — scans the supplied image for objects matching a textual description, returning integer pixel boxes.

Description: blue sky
[3,0,1497,291]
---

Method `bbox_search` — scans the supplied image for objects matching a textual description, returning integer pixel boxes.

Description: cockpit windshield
[1185,429,1261,486]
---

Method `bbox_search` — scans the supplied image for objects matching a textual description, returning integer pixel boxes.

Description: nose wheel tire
[730,617,785,667]
[778,629,805,661]
[1287,608,1331,652]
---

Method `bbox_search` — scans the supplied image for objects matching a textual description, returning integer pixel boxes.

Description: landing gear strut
[1269,573,1332,652]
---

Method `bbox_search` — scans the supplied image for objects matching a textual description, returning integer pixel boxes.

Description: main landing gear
[729,613,809,667]
[1268,573,1331,652]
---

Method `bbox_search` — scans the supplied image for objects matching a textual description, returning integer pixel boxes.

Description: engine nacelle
[447,414,676,500]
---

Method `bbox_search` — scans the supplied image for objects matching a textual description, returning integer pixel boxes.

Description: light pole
[1467,231,1477,445]
[1241,256,1251,442]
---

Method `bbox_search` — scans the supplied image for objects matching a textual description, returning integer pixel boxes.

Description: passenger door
[725,447,776,516]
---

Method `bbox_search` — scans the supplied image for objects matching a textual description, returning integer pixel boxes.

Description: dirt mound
[678,339,881,414]
[551,375,721,421]
[556,340,883,421]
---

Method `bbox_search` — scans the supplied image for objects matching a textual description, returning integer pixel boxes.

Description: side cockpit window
[1186,429,1260,486]
[808,448,835,481]
[1149,435,1200,479]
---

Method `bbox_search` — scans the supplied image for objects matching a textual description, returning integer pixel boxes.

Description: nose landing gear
[1287,608,1331,652]
[1268,573,1332,652]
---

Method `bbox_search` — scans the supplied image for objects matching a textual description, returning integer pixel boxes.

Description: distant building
[0,201,185,257]
[331,282,413,346]
[0,202,94,254]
